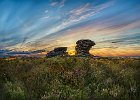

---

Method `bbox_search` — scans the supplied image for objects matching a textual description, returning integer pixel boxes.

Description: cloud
[0,0,114,51]
[60,1,113,28]
[69,3,90,16]
[37,2,113,40]
[99,33,140,44]
[45,10,49,13]
[0,49,47,58]
[40,16,49,20]
[111,41,124,43]
[59,0,66,8]
[50,2,58,6]
[32,2,113,46]
[50,0,66,7]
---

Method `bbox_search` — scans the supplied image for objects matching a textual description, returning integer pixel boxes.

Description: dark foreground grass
[0,57,140,100]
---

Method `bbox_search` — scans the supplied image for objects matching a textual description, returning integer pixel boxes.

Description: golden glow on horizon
[90,48,140,57]
[67,50,75,55]
[3,48,140,57]
[67,46,140,57]
[6,43,140,57]
[38,51,48,55]
[5,57,16,60]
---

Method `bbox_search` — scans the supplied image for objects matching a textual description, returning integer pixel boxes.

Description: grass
[0,56,140,100]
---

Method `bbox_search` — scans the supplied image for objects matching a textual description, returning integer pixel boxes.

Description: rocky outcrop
[46,39,95,57]
[46,47,67,57]
[75,39,95,56]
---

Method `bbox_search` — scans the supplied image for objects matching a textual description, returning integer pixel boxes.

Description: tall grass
[0,57,140,100]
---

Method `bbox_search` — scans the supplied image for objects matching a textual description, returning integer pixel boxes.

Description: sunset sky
[0,0,140,57]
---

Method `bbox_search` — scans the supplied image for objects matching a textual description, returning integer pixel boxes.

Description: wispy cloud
[45,10,49,13]
[40,16,50,20]
[59,0,66,8]
[50,0,66,7]
[50,2,58,6]
[69,3,91,16]
[36,1,113,42]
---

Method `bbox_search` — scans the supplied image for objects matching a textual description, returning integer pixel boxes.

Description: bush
[3,81,26,100]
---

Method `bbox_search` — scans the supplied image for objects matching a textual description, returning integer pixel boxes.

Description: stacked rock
[75,39,95,56]
[46,47,67,57]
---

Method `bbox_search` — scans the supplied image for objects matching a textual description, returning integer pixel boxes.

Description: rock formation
[46,39,95,57]
[75,39,95,56]
[46,47,68,57]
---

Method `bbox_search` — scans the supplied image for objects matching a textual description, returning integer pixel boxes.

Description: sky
[0,0,140,57]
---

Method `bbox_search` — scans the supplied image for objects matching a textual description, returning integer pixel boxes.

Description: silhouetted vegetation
[0,57,140,100]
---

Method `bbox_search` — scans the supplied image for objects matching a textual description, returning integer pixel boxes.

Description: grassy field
[0,56,140,100]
